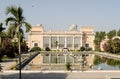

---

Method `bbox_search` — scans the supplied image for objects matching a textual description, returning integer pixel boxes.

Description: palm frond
[16,24,22,33]
[19,28,24,35]
[5,17,16,25]
[18,7,24,21]
[24,22,31,32]
[0,23,3,27]
[0,23,5,33]
[5,5,31,39]
[6,6,18,17]
[7,23,17,38]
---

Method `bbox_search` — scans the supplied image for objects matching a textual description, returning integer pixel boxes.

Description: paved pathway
[95,52,120,60]
[0,61,16,70]
[0,70,120,79]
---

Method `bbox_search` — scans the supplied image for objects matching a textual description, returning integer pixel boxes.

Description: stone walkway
[0,70,120,79]
[0,61,16,70]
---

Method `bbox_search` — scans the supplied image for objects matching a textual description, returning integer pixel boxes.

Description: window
[59,37,65,48]
[67,37,73,48]
[34,43,38,47]
[74,37,81,49]
[43,36,49,49]
[51,36,57,49]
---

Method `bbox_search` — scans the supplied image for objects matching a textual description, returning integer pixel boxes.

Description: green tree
[5,6,31,78]
[0,47,5,61]
[118,29,120,36]
[5,6,31,54]
[0,23,6,61]
[111,38,120,54]
[104,39,120,54]
[0,23,6,47]
[107,39,113,53]
[107,30,116,39]
[94,31,106,51]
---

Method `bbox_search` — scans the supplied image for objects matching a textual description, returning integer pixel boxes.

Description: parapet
[80,26,94,33]
[31,24,44,32]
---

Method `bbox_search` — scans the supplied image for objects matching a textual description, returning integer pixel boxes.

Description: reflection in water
[25,54,120,70]
[93,55,120,70]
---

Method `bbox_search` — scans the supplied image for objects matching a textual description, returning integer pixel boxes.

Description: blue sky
[0,0,120,32]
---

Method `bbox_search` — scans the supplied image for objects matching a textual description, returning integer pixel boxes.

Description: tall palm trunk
[0,37,1,47]
[18,34,21,79]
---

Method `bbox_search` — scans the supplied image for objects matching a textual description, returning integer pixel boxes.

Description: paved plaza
[0,70,120,79]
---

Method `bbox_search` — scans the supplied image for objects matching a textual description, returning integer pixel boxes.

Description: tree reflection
[94,55,120,68]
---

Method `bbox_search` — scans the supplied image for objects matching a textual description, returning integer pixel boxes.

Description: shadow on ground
[0,72,68,79]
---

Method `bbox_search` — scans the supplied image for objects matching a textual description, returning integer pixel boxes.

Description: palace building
[29,24,95,50]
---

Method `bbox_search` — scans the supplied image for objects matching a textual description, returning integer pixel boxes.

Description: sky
[0,0,120,33]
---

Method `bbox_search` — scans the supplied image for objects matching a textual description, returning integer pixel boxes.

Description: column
[28,35,30,49]
[65,36,67,48]
[64,54,67,63]
[73,35,75,50]
[81,36,82,47]
[49,35,51,48]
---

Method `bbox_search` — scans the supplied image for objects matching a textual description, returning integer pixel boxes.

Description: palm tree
[5,6,31,79]
[0,22,6,47]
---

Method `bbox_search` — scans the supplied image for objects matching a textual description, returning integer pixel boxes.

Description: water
[93,63,120,70]
[93,55,120,70]
[30,53,120,70]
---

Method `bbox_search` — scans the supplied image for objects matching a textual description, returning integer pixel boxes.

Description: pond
[93,55,120,70]
[29,53,120,71]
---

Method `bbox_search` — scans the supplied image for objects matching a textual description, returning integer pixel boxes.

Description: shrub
[65,62,71,71]
[30,47,41,52]
[5,44,15,58]
[21,43,29,53]
[80,47,85,51]
[0,48,5,61]
[86,47,92,51]
[45,47,51,51]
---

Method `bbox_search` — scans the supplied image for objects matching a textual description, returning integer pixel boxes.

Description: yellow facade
[29,24,95,50]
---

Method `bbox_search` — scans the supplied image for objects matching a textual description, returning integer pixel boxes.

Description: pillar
[65,36,67,48]
[64,54,67,63]
[49,36,51,48]
[81,36,82,47]
[73,35,75,50]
